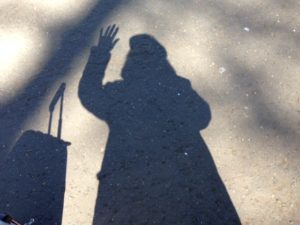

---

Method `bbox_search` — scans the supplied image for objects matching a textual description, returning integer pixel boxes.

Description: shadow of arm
[197,96,211,130]
[78,47,111,117]
[183,79,211,130]
[79,25,119,118]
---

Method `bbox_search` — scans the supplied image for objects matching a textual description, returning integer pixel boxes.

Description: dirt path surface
[1,1,299,224]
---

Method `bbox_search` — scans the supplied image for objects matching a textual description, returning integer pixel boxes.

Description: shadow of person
[79,25,241,225]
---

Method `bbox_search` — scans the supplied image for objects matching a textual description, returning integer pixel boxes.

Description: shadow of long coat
[79,34,241,225]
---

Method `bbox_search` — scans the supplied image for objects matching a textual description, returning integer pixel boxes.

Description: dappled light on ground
[1,0,299,224]
[0,28,48,105]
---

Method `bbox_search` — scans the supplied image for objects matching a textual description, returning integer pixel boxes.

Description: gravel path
[0,1,299,224]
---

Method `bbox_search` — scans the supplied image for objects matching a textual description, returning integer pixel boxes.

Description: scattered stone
[219,67,226,74]
[243,27,250,32]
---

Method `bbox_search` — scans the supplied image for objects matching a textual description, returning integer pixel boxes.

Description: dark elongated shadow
[0,0,128,160]
[79,32,241,224]
[0,83,70,225]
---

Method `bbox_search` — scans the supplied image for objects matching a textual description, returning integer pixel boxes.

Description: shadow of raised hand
[97,24,119,53]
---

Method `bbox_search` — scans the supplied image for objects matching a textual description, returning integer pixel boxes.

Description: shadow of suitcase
[0,83,70,225]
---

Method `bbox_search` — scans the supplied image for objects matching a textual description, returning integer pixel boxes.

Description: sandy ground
[0,0,300,224]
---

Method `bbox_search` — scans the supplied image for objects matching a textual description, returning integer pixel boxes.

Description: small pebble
[219,67,226,74]
[243,27,250,32]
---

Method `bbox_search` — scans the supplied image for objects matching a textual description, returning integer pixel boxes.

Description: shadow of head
[121,34,176,82]
[129,34,167,57]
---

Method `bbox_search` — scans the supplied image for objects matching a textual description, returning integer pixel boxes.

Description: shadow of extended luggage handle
[48,82,69,143]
